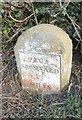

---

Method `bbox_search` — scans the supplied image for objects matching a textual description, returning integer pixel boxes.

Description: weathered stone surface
[14,24,72,94]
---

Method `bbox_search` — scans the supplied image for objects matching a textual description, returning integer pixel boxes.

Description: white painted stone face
[19,51,61,89]
[14,24,72,93]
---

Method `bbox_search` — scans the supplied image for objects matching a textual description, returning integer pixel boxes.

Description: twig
[71,1,80,10]
[3,107,14,118]
[3,102,17,118]
[66,114,77,118]
[74,40,80,49]
[64,0,71,9]
[49,11,60,18]
[9,11,34,23]
[59,0,63,9]
[31,2,38,25]
[1,96,19,100]
[66,11,82,42]
[74,22,81,30]
[52,102,65,105]
[50,19,56,24]
[2,28,25,44]
[67,83,72,93]
[0,63,9,73]
[49,12,60,24]
[11,3,24,9]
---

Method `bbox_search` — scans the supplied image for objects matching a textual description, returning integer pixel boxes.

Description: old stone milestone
[14,24,72,94]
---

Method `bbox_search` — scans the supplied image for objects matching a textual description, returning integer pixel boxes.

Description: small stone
[14,24,72,94]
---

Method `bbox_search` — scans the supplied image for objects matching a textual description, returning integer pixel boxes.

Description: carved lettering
[19,51,61,88]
